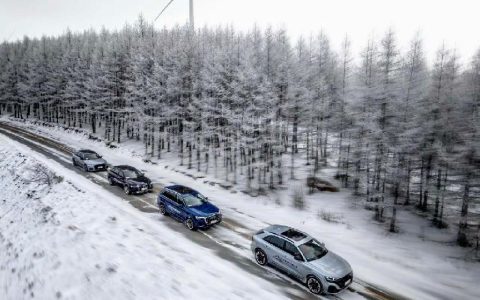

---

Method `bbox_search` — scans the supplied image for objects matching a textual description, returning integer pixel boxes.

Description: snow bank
[0,135,289,300]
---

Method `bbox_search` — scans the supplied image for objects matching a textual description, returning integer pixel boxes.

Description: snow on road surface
[1,118,480,300]
[0,135,303,300]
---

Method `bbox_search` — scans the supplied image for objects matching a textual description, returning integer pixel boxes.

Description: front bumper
[325,272,353,294]
[128,184,153,194]
[194,213,222,228]
[86,164,107,172]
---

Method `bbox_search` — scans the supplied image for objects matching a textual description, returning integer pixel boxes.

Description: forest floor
[1,117,479,300]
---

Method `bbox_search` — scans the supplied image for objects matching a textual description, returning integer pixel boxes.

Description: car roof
[78,149,96,153]
[115,165,138,171]
[264,225,312,245]
[165,185,198,195]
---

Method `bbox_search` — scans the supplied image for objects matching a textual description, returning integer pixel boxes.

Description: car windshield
[182,193,207,207]
[123,169,142,178]
[84,153,100,160]
[298,239,328,261]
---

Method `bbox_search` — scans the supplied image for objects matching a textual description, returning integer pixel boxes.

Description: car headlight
[196,216,209,223]
[325,276,337,282]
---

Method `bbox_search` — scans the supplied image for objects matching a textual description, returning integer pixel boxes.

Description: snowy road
[0,121,407,300]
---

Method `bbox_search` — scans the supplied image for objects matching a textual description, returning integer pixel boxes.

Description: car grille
[206,214,220,224]
[334,272,353,288]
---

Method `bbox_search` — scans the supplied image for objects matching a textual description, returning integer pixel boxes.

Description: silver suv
[251,225,353,295]
[72,149,108,172]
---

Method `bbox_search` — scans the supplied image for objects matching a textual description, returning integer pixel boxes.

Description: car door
[117,170,126,186]
[263,235,288,271]
[72,152,79,164]
[174,196,189,222]
[282,241,307,279]
[111,168,123,185]
[109,167,117,182]
[75,152,84,165]
[162,191,182,219]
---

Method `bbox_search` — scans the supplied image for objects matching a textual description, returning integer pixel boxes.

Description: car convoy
[72,149,353,295]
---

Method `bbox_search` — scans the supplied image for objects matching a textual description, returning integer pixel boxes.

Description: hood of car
[126,176,151,185]
[84,158,107,166]
[307,251,352,278]
[186,202,219,217]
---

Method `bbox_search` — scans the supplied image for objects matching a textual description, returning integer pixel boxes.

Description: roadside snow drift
[0,135,291,300]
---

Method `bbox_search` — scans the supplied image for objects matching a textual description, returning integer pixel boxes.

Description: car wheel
[72,159,76,166]
[108,177,114,186]
[83,164,88,172]
[159,203,167,215]
[254,249,268,266]
[307,276,323,295]
[124,185,131,195]
[185,218,196,230]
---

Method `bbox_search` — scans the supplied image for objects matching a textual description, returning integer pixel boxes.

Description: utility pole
[154,0,194,30]
[189,0,194,30]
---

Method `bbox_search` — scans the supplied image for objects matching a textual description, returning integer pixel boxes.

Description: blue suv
[157,185,222,230]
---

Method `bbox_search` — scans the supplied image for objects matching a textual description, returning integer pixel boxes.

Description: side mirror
[294,253,303,261]
[98,155,103,158]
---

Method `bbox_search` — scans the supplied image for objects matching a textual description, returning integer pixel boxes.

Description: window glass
[123,168,142,178]
[173,196,184,206]
[83,152,100,160]
[162,191,174,201]
[298,239,328,262]
[284,241,301,258]
[264,235,285,249]
[182,194,206,207]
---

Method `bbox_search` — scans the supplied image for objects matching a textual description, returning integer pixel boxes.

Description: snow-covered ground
[1,118,480,300]
[0,135,301,300]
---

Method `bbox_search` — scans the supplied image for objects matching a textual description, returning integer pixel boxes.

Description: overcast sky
[1,0,479,62]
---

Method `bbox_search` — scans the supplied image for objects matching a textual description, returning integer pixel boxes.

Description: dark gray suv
[251,225,353,295]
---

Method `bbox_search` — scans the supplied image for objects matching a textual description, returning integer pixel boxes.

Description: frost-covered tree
[0,21,479,245]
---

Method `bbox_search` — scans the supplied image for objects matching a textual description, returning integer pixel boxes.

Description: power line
[153,0,175,23]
